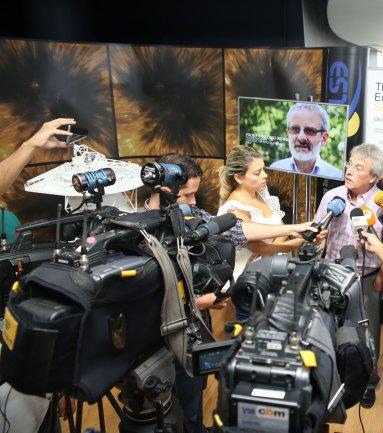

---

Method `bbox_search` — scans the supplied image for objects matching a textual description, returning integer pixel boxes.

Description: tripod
[54,348,183,433]
[118,375,181,433]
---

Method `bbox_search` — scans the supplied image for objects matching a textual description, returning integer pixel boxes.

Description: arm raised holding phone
[0,118,76,195]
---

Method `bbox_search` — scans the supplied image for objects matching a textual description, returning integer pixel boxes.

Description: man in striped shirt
[314,143,383,409]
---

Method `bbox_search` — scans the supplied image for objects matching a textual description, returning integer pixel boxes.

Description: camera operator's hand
[361,231,383,261]
[196,293,228,310]
[24,118,76,150]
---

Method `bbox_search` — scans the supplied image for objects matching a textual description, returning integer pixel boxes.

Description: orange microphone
[373,191,383,226]
[360,204,378,236]
[374,191,383,208]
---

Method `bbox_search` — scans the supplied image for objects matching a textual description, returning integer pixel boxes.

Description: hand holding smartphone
[55,124,88,144]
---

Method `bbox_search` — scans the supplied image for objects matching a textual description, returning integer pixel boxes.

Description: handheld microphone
[374,191,383,208]
[185,213,237,243]
[350,208,368,243]
[360,205,378,237]
[302,196,346,242]
[373,192,383,225]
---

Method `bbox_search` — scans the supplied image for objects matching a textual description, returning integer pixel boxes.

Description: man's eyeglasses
[287,126,325,136]
[344,161,366,173]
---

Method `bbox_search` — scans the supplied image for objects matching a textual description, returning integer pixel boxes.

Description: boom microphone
[302,196,346,242]
[185,213,237,243]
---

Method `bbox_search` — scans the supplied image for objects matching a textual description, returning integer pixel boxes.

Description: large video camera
[0,163,236,432]
[192,244,373,433]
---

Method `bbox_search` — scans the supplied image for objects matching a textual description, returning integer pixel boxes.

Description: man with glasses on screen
[269,103,343,178]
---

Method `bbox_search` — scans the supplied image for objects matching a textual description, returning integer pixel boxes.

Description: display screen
[198,347,232,374]
[238,97,349,181]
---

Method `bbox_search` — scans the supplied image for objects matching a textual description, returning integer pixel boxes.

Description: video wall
[0,39,366,224]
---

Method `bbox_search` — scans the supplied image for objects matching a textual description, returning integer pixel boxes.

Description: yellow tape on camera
[178,280,186,304]
[3,308,18,351]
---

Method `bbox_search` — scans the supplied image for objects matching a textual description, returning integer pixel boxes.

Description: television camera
[0,161,371,433]
[0,162,236,433]
[191,244,373,433]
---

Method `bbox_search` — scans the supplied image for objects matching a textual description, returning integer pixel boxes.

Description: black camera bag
[0,252,165,402]
[336,321,373,408]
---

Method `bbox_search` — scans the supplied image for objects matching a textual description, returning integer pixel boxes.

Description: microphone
[373,192,383,225]
[360,205,378,237]
[178,204,193,218]
[374,191,383,208]
[0,207,8,252]
[350,208,368,243]
[185,213,237,243]
[302,196,346,242]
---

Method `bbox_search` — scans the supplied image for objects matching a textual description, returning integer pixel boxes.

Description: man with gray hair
[313,143,383,408]
[270,103,343,178]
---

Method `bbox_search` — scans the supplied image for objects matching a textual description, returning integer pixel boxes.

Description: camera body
[191,246,372,433]
[0,204,235,402]
[217,323,312,433]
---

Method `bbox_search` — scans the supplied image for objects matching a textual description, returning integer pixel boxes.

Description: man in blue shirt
[269,103,343,179]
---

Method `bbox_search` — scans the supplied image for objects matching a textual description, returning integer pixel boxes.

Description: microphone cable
[361,237,366,296]
[358,403,366,433]
[1,386,12,433]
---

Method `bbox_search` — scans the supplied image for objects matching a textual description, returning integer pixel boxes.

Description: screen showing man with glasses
[269,103,343,178]
[239,98,347,181]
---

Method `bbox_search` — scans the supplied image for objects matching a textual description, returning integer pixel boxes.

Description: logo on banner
[328,59,362,137]
[328,61,349,104]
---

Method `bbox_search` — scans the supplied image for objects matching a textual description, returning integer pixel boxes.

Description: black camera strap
[176,246,215,343]
[141,231,189,370]
[169,207,215,344]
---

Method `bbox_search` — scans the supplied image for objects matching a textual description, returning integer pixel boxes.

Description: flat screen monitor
[238,97,348,181]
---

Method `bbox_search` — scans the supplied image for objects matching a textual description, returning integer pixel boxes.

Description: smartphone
[55,124,88,144]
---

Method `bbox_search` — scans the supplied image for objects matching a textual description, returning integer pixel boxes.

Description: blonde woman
[218,145,304,281]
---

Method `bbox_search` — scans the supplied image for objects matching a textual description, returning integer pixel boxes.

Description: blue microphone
[178,204,193,217]
[302,196,346,242]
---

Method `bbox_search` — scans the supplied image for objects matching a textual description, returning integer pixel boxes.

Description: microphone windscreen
[326,196,346,216]
[210,213,238,234]
[339,245,358,272]
[340,244,358,261]
[350,207,364,218]
[374,191,383,208]
[360,205,376,226]
[179,204,193,217]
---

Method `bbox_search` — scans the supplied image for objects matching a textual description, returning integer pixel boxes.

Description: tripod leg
[64,396,76,433]
[75,400,83,433]
[97,399,106,433]
[105,390,124,419]
[49,393,58,433]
